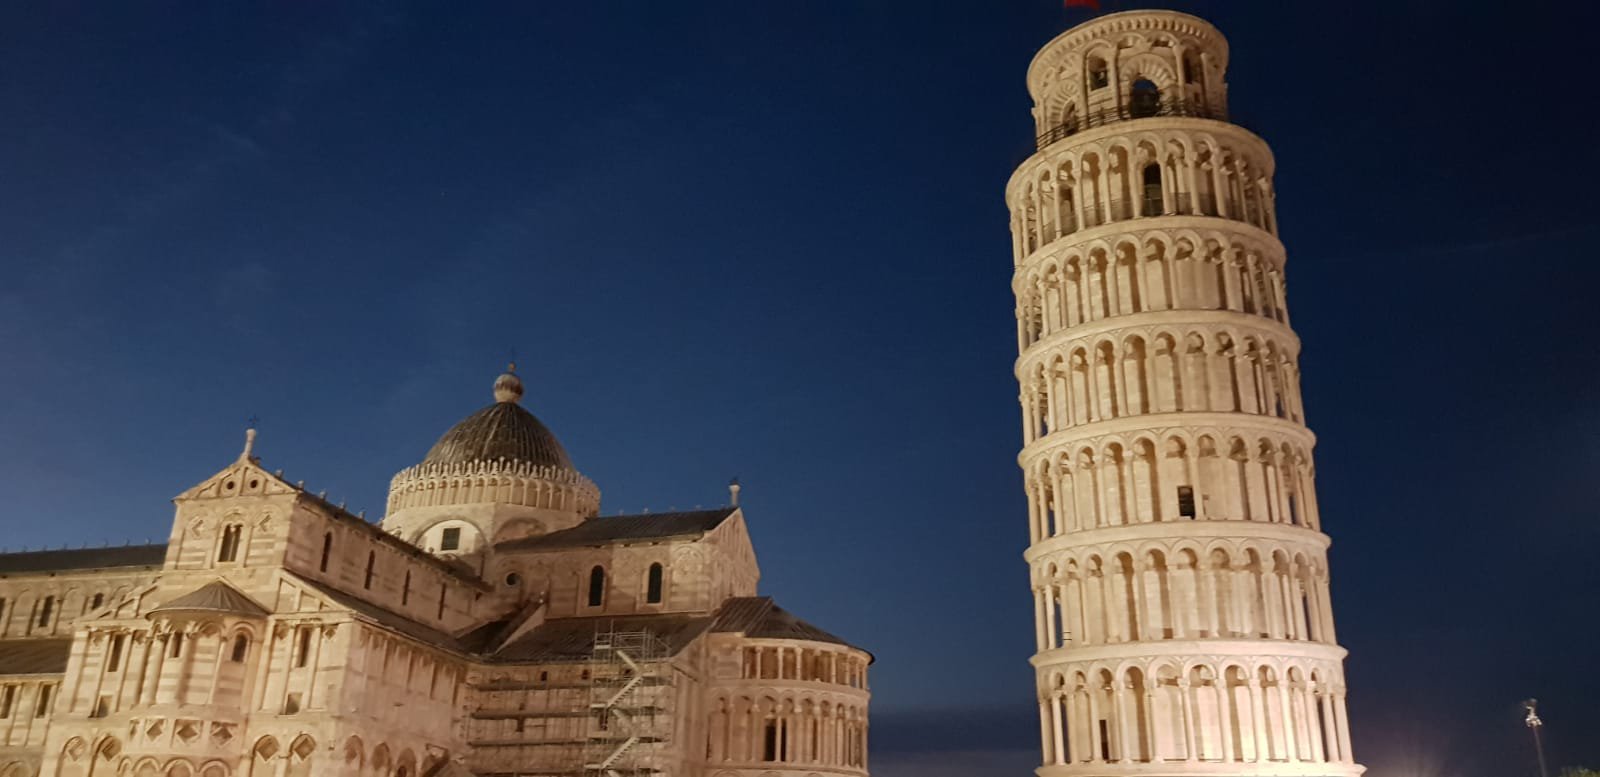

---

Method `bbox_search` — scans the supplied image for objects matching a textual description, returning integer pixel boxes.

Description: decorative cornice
[1027,11,1229,99]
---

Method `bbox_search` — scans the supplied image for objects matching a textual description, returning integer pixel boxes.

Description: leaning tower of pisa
[1007,11,1362,776]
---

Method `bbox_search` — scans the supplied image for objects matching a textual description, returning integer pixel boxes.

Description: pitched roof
[490,614,715,663]
[496,508,736,551]
[0,639,72,676]
[296,492,489,590]
[149,581,269,617]
[711,596,864,652]
[0,544,167,575]
[290,575,481,652]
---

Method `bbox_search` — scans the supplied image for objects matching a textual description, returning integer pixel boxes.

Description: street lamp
[1522,698,1548,777]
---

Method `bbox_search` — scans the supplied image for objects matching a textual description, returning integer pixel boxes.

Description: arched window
[587,566,606,608]
[762,720,780,761]
[1130,78,1160,118]
[217,524,243,563]
[170,633,184,658]
[1088,57,1109,90]
[319,532,333,573]
[439,527,461,552]
[1142,163,1164,217]
[107,635,125,671]
[231,634,250,662]
[646,563,664,604]
[89,593,104,611]
[36,596,54,629]
[363,551,375,590]
[401,572,411,606]
[294,628,311,667]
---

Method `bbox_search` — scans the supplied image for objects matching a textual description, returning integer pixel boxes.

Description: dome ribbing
[420,368,574,470]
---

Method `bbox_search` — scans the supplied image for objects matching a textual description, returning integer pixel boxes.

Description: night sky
[2,2,1596,776]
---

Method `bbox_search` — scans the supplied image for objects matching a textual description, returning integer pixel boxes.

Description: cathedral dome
[384,365,599,522]
[421,368,574,470]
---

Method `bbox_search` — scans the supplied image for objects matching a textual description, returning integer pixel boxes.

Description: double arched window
[216,524,243,563]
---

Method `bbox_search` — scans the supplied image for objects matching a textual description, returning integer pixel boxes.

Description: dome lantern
[493,364,524,404]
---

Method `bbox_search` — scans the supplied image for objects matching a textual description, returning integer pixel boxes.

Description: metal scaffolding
[582,628,674,777]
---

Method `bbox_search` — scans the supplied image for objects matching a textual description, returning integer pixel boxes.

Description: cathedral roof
[713,596,867,655]
[489,613,716,663]
[0,639,72,675]
[495,507,736,551]
[0,543,167,575]
[421,368,574,470]
[293,575,481,651]
[149,581,269,617]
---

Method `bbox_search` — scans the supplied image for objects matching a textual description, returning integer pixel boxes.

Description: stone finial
[493,363,524,404]
[729,477,741,507]
[239,426,258,462]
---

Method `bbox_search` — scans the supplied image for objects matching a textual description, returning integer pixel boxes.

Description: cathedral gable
[175,458,297,502]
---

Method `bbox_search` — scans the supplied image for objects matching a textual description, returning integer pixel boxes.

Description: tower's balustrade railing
[1034,97,1239,151]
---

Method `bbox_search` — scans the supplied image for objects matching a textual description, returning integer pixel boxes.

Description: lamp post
[1522,698,1548,777]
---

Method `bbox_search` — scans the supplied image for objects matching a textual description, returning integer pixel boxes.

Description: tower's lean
[1007,11,1361,776]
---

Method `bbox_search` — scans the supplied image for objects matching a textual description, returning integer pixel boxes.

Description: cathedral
[0,369,871,777]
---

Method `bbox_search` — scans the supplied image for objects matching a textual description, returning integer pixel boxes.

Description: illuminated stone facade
[0,371,870,777]
[1007,11,1361,776]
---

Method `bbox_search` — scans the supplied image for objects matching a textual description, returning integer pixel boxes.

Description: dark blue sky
[2,2,1596,776]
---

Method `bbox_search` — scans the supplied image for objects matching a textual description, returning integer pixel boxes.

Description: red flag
[1064,0,1100,7]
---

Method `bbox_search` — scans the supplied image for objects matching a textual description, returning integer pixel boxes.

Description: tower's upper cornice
[1026,10,1229,102]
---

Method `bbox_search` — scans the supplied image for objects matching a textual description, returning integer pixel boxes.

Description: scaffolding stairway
[582,629,674,777]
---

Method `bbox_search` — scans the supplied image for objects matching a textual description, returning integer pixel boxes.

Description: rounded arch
[251,737,279,763]
[284,735,316,777]
[369,744,392,773]
[342,736,365,767]
[394,749,418,777]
